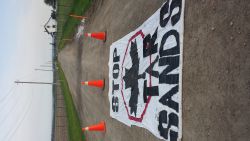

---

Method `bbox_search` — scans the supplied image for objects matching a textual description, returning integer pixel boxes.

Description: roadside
[56,0,91,51]
[53,68,69,141]
[54,0,91,140]
[55,62,83,141]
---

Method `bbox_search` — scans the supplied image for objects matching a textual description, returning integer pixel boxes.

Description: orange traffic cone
[84,31,106,42]
[82,121,106,132]
[81,79,105,89]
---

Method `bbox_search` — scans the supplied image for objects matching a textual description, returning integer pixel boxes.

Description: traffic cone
[82,121,106,132]
[69,14,87,20]
[81,79,105,89]
[84,31,106,42]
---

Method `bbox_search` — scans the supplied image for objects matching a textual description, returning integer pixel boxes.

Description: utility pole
[35,69,54,71]
[40,65,52,67]
[15,80,56,85]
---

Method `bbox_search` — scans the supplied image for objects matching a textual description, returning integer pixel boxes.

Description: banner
[108,1,184,140]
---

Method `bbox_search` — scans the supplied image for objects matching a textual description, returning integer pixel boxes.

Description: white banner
[108,1,184,140]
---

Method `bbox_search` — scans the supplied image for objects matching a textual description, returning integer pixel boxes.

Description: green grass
[56,0,91,51]
[55,1,90,139]
[57,62,84,141]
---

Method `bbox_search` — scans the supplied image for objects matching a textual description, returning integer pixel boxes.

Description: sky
[0,0,54,140]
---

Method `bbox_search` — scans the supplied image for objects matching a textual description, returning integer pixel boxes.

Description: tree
[51,10,56,20]
[44,0,53,6]
[44,0,56,9]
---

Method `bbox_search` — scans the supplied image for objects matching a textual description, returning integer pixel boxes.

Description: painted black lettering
[143,28,158,57]
[113,64,119,79]
[160,30,180,57]
[158,110,179,141]
[143,80,159,103]
[159,85,179,112]
[112,96,119,112]
[113,48,120,62]
[159,56,179,84]
[145,55,159,78]
[112,80,119,94]
[160,0,182,27]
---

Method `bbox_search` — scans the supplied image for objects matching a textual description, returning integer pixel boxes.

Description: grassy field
[56,0,91,51]
[57,62,84,141]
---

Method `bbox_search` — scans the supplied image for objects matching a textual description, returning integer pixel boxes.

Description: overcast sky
[0,0,52,83]
[0,0,54,140]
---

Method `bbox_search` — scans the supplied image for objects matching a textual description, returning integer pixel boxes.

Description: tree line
[44,0,56,9]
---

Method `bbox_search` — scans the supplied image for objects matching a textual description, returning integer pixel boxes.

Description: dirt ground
[58,0,250,141]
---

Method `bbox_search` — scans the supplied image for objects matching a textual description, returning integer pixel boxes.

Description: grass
[56,0,91,51]
[57,62,84,141]
[55,1,91,140]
